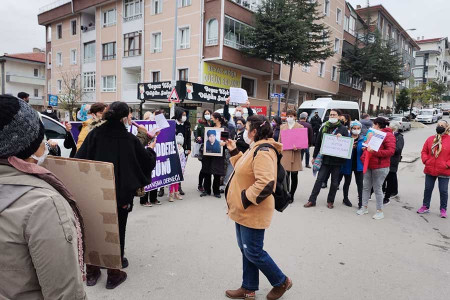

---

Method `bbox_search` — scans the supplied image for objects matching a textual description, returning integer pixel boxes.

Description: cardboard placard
[280,128,309,150]
[41,156,121,269]
[320,134,354,159]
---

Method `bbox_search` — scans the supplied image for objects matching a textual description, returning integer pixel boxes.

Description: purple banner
[70,120,183,191]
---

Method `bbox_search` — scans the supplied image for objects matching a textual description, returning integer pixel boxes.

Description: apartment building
[412,37,449,88]
[0,49,46,110]
[356,4,420,114]
[38,0,345,114]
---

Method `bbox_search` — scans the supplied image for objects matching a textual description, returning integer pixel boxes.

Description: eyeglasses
[329,113,338,117]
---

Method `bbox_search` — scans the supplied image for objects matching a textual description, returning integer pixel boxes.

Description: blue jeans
[423,174,449,210]
[235,223,286,291]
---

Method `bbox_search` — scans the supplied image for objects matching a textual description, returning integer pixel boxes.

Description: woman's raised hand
[226,139,237,151]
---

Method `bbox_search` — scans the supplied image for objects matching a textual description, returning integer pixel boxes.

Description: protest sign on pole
[320,134,354,159]
[280,128,309,150]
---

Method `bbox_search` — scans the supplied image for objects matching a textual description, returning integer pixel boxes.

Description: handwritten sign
[230,87,248,104]
[363,128,387,152]
[320,134,354,159]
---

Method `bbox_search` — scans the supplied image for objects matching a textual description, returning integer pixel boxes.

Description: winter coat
[360,127,396,170]
[75,120,156,207]
[225,138,282,229]
[175,120,192,152]
[195,119,214,141]
[0,158,86,300]
[313,122,350,166]
[279,123,304,172]
[421,134,450,177]
[273,126,281,142]
[201,125,228,176]
[76,119,93,150]
[390,132,404,173]
[299,120,314,147]
[341,136,364,174]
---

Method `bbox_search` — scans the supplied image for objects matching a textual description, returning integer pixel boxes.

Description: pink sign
[280,128,309,150]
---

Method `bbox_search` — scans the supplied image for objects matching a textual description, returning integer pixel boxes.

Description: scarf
[431,130,449,158]
[322,120,342,134]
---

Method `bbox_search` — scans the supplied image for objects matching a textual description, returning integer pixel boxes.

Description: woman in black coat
[171,107,191,195]
[76,101,157,289]
[200,112,227,198]
[272,116,282,142]
[383,121,404,204]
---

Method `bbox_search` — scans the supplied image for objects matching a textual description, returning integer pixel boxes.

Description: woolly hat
[0,95,45,159]
[207,130,216,137]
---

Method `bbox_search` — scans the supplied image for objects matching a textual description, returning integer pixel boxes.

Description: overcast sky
[0,0,449,55]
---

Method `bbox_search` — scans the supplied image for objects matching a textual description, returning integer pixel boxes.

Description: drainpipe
[0,60,5,94]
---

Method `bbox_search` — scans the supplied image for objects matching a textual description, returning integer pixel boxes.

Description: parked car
[416,109,438,124]
[41,114,75,158]
[390,116,411,132]
[436,108,443,120]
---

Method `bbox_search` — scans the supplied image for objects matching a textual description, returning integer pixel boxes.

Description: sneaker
[372,211,384,220]
[321,183,327,189]
[168,193,174,202]
[214,194,221,199]
[441,209,448,218]
[391,194,399,200]
[200,192,210,197]
[174,192,183,200]
[417,206,430,214]
[141,202,152,207]
[356,207,368,215]
[154,200,162,205]
[383,199,390,206]
[198,186,205,192]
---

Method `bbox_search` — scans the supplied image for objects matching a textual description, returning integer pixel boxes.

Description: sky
[0,0,449,55]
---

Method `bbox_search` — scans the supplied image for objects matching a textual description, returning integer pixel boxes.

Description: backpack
[253,143,292,212]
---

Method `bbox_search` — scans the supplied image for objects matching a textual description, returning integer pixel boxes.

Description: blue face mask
[237,124,244,130]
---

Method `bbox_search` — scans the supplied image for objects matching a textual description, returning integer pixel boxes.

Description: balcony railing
[206,38,218,46]
[123,14,142,23]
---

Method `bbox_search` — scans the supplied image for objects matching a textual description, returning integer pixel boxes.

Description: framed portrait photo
[203,127,224,157]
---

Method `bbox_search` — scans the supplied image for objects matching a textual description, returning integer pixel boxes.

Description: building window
[178,68,189,81]
[224,16,251,49]
[151,32,162,53]
[57,52,62,66]
[318,62,325,77]
[70,49,77,65]
[57,24,62,39]
[124,31,142,57]
[71,79,76,89]
[178,0,191,8]
[102,76,116,92]
[124,0,142,21]
[331,66,337,81]
[241,77,256,97]
[34,68,39,77]
[178,26,190,49]
[103,9,116,27]
[71,20,77,35]
[334,38,340,53]
[57,80,62,93]
[152,0,162,14]
[83,72,96,92]
[206,19,219,46]
[102,42,116,60]
[323,0,330,16]
[302,65,310,73]
[152,71,161,82]
[84,42,96,63]
[336,8,342,24]
[34,89,39,97]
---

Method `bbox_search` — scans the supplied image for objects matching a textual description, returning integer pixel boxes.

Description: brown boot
[86,265,101,287]
[106,269,127,289]
[225,287,256,299]
[266,277,292,300]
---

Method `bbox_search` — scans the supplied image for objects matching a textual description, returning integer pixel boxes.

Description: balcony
[6,74,45,86]
[122,83,139,103]
[81,27,96,44]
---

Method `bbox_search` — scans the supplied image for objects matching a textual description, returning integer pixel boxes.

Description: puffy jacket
[421,134,450,177]
[360,127,396,169]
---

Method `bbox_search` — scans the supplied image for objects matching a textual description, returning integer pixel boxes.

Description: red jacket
[360,127,396,170]
[421,134,450,177]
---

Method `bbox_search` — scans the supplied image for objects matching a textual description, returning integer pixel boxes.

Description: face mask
[31,146,49,166]
[235,111,242,118]
[237,124,244,131]
[204,114,211,121]
[243,130,252,145]
[271,122,277,127]
[436,126,446,134]
[352,129,361,135]
[287,117,295,125]
[181,116,187,123]
[329,118,338,124]
[47,109,52,113]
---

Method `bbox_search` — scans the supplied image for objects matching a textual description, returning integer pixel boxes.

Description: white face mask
[204,114,211,120]
[31,146,49,166]
[181,116,187,123]
[47,109,52,114]
[243,130,252,145]
[329,118,338,124]
[287,117,295,125]
[235,111,242,118]
[352,129,361,135]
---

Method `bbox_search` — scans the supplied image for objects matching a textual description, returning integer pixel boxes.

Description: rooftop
[416,37,445,44]
[1,52,46,63]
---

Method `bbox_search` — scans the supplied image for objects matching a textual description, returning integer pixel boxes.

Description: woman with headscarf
[417,120,450,218]
[76,101,157,289]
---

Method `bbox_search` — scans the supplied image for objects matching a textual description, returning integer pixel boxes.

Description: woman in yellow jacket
[76,103,107,150]
[224,115,292,300]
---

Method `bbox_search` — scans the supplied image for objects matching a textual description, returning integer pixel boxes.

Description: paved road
[86,119,450,300]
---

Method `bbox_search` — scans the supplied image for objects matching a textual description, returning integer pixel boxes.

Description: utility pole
[170,0,178,118]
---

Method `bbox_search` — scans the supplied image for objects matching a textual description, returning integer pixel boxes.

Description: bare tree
[58,70,84,120]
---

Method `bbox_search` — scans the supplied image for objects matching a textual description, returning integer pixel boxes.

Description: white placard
[155,113,170,130]
[230,87,248,104]
[320,134,354,159]
[363,128,387,152]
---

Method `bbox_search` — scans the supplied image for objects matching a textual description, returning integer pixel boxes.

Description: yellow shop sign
[203,62,241,89]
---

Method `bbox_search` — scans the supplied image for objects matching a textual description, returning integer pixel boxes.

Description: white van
[298,98,360,122]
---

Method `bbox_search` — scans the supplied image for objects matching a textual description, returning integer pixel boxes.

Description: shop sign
[177,81,229,104]
[138,81,172,101]
[203,62,241,89]
[251,106,267,116]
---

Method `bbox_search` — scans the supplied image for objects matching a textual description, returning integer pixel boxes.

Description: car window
[42,117,66,139]
[402,118,407,122]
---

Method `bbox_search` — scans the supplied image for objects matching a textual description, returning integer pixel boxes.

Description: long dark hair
[212,112,225,127]
[103,101,129,121]
[247,115,273,142]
